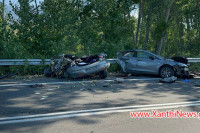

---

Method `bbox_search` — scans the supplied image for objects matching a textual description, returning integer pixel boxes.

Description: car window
[124,52,135,57]
[136,51,152,58]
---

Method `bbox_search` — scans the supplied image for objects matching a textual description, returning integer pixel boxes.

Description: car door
[120,52,138,73]
[135,51,158,74]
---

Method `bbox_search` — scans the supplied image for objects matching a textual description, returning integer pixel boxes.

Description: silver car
[44,53,110,79]
[117,50,189,78]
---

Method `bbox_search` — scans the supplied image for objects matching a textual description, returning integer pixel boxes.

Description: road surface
[0,76,200,133]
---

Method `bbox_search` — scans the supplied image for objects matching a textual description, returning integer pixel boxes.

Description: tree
[157,0,173,55]
[0,0,8,43]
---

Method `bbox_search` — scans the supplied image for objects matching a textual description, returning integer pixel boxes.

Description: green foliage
[0,0,199,75]
[153,21,168,41]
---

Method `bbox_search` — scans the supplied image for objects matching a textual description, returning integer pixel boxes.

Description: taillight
[99,56,103,60]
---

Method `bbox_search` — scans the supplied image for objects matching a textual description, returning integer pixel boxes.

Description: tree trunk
[34,0,39,15]
[165,32,169,56]
[138,18,143,47]
[0,0,8,43]
[132,30,136,49]
[157,0,173,55]
[176,18,185,56]
[143,17,150,50]
[186,16,191,33]
[135,0,143,49]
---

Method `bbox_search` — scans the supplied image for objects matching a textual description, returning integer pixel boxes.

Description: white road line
[0,101,200,125]
[0,78,160,87]
[1,101,199,121]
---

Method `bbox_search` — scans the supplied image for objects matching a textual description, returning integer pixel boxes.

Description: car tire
[160,66,174,78]
[44,68,51,77]
[99,70,107,79]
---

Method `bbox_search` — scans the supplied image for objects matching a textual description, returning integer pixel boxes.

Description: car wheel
[99,70,107,79]
[160,66,174,78]
[44,68,51,77]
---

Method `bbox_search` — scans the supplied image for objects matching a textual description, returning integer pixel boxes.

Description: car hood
[164,58,188,67]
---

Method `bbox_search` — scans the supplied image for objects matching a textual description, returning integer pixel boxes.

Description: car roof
[119,49,163,59]
[119,49,148,53]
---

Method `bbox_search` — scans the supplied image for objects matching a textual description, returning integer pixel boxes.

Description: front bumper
[173,65,189,77]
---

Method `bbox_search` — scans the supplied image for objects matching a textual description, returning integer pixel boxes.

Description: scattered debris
[30,84,45,88]
[0,72,19,80]
[160,76,177,83]
[80,88,85,91]
[80,83,85,86]
[103,84,110,87]
[40,98,45,100]
[127,74,132,77]
[35,92,41,95]
[115,78,124,83]
[182,79,190,82]
[188,74,194,79]
[112,90,117,93]
[40,96,48,100]
[87,88,94,92]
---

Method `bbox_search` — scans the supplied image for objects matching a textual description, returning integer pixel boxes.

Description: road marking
[0,100,199,121]
[0,101,200,125]
[0,78,160,87]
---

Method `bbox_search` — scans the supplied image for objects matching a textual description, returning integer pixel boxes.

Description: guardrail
[0,59,51,66]
[187,58,200,63]
[0,58,199,66]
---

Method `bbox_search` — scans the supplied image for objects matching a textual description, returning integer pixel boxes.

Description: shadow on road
[0,77,200,132]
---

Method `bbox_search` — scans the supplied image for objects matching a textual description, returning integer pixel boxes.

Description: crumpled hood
[165,58,188,67]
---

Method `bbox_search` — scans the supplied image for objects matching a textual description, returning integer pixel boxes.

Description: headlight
[178,63,188,67]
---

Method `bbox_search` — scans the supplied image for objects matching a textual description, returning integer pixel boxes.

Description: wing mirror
[149,56,155,60]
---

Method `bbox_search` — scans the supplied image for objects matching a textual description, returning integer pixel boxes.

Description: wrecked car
[117,50,189,78]
[44,53,110,79]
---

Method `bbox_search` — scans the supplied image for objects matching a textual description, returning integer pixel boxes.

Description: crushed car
[117,50,189,78]
[44,53,110,79]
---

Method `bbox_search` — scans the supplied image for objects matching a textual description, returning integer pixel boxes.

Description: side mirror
[149,56,155,60]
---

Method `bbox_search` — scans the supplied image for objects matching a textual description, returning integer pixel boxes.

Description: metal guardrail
[187,58,200,63]
[0,58,199,66]
[0,59,51,66]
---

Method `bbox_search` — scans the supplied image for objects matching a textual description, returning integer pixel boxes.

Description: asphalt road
[1,106,200,133]
[0,76,200,133]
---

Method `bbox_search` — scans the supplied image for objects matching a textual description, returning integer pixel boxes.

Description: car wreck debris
[160,76,177,83]
[115,78,125,83]
[44,53,110,79]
